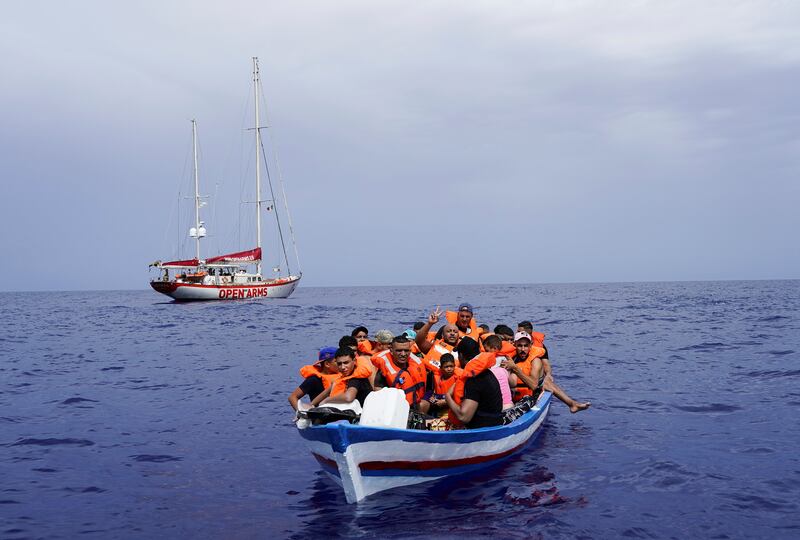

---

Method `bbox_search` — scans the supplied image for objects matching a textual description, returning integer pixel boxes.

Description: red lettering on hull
[216,287,269,300]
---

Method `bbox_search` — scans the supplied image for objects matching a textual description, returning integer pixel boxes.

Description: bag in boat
[304,400,363,426]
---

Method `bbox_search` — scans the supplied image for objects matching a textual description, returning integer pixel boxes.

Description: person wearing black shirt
[288,346,339,411]
[311,348,374,407]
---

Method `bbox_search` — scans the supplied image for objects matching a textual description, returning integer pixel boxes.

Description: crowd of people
[288,303,590,430]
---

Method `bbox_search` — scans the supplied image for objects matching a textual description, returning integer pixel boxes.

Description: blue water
[1,281,799,539]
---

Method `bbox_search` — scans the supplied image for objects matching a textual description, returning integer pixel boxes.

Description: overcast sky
[1,1,798,291]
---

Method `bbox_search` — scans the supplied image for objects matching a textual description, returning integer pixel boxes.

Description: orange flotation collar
[298,364,339,390]
[330,357,373,397]
[445,310,481,339]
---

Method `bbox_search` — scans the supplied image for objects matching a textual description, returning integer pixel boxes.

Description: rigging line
[259,133,290,275]
[256,75,301,276]
[267,131,302,276]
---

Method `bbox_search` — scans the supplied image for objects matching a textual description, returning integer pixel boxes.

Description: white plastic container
[359,388,409,429]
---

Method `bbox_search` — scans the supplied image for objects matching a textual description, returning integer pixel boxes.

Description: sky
[1,1,799,291]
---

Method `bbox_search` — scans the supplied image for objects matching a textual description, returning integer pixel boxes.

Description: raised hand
[428,306,443,325]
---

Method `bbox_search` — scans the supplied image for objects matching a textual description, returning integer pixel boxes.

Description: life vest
[433,367,462,395]
[373,349,427,405]
[357,340,374,355]
[422,340,459,371]
[511,346,546,402]
[329,357,373,398]
[449,351,497,427]
[530,331,545,349]
[298,364,339,390]
[445,310,481,340]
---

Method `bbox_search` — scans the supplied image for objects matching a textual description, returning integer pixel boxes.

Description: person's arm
[542,358,554,384]
[288,387,305,411]
[503,358,542,393]
[444,388,479,424]
[415,307,442,354]
[322,386,358,404]
[310,385,332,407]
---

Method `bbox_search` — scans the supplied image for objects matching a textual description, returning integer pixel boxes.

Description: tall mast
[253,57,262,277]
[192,119,201,262]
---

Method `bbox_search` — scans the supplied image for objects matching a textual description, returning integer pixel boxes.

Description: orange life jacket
[357,340,374,355]
[530,331,545,348]
[373,350,427,405]
[511,346,547,402]
[298,364,339,390]
[329,357,373,397]
[422,339,459,371]
[449,351,498,427]
[434,367,462,395]
[445,310,482,340]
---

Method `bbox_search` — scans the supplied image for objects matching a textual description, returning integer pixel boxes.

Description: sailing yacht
[149,58,302,301]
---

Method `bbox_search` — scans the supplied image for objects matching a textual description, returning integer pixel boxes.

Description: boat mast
[192,119,201,262]
[253,57,263,277]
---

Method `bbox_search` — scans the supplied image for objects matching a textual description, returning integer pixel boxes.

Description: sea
[1,280,798,539]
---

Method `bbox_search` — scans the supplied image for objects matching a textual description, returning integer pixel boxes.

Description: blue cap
[458,303,473,313]
[318,346,338,362]
[402,329,417,340]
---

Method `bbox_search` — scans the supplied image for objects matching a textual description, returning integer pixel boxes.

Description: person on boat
[425,353,461,417]
[447,303,482,339]
[511,328,590,413]
[493,324,515,343]
[367,329,394,357]
[444,335,506,429]
[339,335,377,387]
[311,347,374,407]
[503,331,546,403]
[288,346,340,411]
[414,309,462,366]
[372,335,430,412]
[351,326,371,354]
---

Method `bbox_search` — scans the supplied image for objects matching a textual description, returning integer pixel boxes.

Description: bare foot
[570,401,591,413]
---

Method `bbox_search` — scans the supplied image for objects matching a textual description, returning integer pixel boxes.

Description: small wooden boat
[297,391,552,503]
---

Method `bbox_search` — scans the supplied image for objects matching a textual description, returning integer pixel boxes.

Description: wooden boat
[297,391,552,503]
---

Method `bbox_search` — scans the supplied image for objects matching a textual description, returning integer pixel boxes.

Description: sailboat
[149,58,302,301]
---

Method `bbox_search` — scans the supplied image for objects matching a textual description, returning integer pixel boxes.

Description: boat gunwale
[299,392,552,446]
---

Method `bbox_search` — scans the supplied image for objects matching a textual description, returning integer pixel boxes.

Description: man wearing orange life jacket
[414,308,462,368]
[288,346,340,411]
[339,335,377,387]
[503,332,546,403]
[351,326,372,354]
[310,347,374,407]
[517,321,591,413]
[447,303,482,340]
[373,335,430,412]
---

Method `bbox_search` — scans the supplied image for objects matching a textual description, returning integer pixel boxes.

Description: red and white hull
[150,276,300,301]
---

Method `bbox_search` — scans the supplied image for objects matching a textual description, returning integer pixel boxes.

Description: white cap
[513,331,532,343]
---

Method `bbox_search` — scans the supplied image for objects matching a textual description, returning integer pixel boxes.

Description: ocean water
[1,280,799,539]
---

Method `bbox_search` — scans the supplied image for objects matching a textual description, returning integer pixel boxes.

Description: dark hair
[351,326,369,337]
[334,347,355,359]
[455,337,480,365]
[518,321,533,332]
[439,353,455,366]
[339,335,358,349]
[412,321,425,331]
[494,324,514,337]
[478,324,490,332]
[483,334,502,350]
[392,335,410,345]
[434,326,444,340]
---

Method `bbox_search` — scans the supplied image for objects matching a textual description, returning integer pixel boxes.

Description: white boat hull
[150,275,300,301]
[298,392,552,503]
